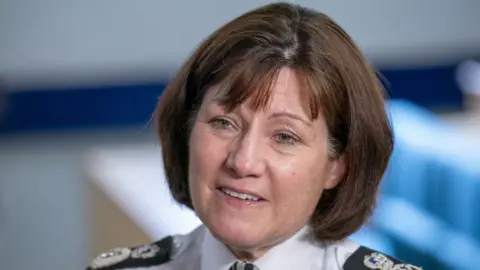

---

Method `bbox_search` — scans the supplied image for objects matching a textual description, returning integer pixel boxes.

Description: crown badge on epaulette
[364,252,394,269]
[364,253,422,270]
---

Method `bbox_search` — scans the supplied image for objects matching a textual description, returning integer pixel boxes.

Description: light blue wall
[0,130,156,270]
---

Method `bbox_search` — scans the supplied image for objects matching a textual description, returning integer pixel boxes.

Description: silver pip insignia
[90,247,131,269]
[131,244,161,259]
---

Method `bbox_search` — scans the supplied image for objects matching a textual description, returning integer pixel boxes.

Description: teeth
[221,188,260,201]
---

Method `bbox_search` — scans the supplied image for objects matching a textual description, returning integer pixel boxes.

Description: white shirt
[160,225,360,270]
[87,224,422,270]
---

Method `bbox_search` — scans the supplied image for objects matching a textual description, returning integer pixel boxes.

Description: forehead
[206,67,309,116]
[254,68,303,112]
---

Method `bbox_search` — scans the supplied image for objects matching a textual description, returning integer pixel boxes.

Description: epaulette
[343,246,423,270]
[86,236,174,270]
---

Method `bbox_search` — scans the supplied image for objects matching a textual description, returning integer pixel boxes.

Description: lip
[216,185,266,201]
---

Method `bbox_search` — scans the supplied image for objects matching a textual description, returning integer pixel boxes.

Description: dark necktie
[229,261,259,270]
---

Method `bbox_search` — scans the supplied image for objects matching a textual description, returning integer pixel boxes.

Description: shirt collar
[201,227,237,270]
[201,226,324,270]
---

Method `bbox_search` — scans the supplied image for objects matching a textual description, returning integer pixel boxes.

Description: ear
[323,155,347,190]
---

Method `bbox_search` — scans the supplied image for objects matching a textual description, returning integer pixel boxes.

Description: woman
[87,2,421,270]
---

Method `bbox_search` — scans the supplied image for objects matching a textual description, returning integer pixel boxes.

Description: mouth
[217,187,265,202]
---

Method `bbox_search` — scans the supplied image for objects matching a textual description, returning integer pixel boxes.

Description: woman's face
[188,68,345,258]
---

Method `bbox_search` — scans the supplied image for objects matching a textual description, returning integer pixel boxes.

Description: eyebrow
[268,112,312,127]
[209,97,313,127]
[211,96,226,104]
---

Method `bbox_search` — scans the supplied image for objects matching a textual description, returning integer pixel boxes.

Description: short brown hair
[154,2,393,241]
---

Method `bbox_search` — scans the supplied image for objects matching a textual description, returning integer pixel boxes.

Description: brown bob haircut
[154,2,393,241]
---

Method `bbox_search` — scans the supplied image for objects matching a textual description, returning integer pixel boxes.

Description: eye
[274,132,299,145]
[209,118,235,130]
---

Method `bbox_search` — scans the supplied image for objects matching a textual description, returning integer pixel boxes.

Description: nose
[226,131,266,178]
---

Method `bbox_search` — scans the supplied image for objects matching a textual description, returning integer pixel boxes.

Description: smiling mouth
[218,187,264,202]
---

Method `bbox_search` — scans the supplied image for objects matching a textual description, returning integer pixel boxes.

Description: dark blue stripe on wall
[0,83,166,133]
[380,64,463,109]
[0,64,463,133]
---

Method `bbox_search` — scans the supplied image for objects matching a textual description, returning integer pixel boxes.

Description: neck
[214,226,311,262]
[226,245,272,262]
[225,231,299,262]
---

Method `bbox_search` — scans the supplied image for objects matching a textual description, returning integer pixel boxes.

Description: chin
[207,215,266,249]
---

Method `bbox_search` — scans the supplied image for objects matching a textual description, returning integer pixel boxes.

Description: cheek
[273,154,327,207]
[288,168,325,197]
[188,124,226,187]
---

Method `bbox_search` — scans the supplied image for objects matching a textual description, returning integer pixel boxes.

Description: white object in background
[84,144,202,240]
[456,60,480,96]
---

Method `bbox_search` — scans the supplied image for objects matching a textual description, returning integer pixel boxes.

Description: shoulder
[85,226,205,270]
[85,236,175,270]
[340,243,423,270]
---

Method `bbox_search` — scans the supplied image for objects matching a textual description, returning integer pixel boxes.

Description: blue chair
[353,100,480,269]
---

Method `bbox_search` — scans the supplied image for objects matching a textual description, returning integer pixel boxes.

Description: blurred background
[1,1,480,269]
